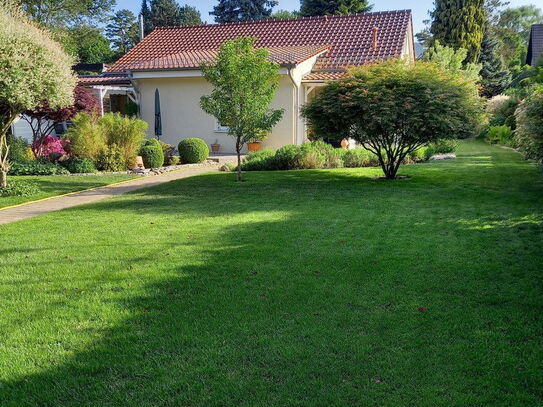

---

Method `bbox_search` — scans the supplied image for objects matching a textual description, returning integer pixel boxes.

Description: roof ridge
[153,10,412,31]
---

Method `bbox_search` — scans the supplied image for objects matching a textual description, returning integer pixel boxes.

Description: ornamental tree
[0,0,76,188]
[200,37,284,181]
[23,86,99,158]
[301,59,484,179]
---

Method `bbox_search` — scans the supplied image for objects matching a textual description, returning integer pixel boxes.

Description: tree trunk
[0,171,7,189]
[236,139,243,182]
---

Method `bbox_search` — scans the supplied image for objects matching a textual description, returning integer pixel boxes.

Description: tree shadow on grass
[1,165,543,406]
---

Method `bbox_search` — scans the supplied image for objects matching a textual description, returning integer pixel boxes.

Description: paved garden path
[0,166,218,225]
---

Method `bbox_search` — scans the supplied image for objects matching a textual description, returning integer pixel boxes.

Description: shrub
[486,126,514,145]
[32,135,68,159]
[62,157,97,173]
[159,141,175,163]
[68,113,106,161]
[99,113,147,168]
[168,156,181,166]
[302,141,344,169]
[140,139,165,168]
[423,139,459,159]
[7,135,32,162]
[8,159,69,175]
[178,138,209,164]
[515,88,543,162]
[0,181,40,197]
[300,150,326,169]
[342,149,376,167]
[96,144,125,172]
[274,145,302,170]
[241,149,275,171]
[299,143,326,169]
[409,147,428,163]
[487,95,520,129]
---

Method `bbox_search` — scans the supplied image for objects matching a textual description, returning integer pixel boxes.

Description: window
[215,122,229,133]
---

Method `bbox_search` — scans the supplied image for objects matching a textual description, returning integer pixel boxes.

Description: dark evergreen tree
[150,0,182,28]
[139,0,153,36]
[480,27,511,97]
[141,1,202,34]
[179,5,203,26]
[106,10,139,55]
[430,0,486,63]
[210,0,278,23]
[300,0,372,17]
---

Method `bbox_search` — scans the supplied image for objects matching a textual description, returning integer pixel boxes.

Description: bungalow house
[527,24,543,67]
[99,10,415,153]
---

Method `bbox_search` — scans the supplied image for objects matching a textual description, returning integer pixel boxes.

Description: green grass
[0,141,542,406]
[0,174,137,208]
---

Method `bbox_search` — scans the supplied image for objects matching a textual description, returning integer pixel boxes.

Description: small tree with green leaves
[423,40,482,83]
[200,37,283,181]
[0,0,76,188]
[302,60,484,179]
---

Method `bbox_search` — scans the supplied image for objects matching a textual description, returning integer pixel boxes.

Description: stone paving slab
[0,166,218,226]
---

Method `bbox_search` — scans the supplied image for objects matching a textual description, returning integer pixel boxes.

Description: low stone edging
[63,161,217,177]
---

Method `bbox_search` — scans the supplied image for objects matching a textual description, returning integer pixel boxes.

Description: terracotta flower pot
[135,155,145,169]
[211,144,221,154]
[247,142,261,152]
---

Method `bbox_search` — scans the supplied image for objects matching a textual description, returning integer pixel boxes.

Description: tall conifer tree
[430,0,486,63]
[479,27,511,97]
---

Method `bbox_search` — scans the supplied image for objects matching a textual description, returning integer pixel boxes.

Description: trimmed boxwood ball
[140,139,165,168]
[178,138,209,164]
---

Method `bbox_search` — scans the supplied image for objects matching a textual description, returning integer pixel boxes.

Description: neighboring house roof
[527,24,543,66]
[78,73,131,86]
[109,10,413,75]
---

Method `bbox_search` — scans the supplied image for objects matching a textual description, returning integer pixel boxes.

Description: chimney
[139,14,145,41]
[372,27,378,51]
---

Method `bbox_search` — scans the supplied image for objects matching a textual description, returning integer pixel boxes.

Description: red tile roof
[130,45,331,70]
[110,10,412,76]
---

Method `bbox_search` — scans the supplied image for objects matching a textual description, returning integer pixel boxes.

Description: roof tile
[109,10,412,74]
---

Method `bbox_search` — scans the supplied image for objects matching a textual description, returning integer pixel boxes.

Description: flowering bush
[32,135,68,159]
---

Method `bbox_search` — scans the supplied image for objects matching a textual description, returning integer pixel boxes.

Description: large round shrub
[140,139,165,168]
[178,138,209,164]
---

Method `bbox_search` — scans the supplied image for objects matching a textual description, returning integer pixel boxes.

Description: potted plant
[246,131,267,152]
[211,139,221,154]
[246,141,262,152]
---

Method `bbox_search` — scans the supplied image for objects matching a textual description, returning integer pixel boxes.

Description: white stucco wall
[134,74,296,154]
[11,116,56,143]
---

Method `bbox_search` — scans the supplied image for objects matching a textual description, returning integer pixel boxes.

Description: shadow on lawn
[1,160,543,406]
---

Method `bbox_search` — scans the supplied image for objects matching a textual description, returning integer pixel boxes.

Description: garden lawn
[0,141,542,406]
[0,174,137,209]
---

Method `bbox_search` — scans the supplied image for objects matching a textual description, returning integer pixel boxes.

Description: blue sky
[116,0,538,34]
